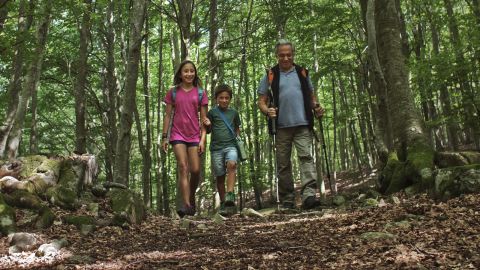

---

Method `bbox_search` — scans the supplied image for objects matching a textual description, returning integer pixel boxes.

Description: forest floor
[0,170,479,269]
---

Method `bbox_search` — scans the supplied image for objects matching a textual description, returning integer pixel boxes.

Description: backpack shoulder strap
[171,86,177,105]
[267,69,274,86]
[198,87,204,106]
[300,68,308,79]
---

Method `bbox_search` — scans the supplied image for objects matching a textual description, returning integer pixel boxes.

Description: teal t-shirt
[207,106,241,151]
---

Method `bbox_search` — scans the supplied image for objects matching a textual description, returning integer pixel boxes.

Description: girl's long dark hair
[173,60,201,87]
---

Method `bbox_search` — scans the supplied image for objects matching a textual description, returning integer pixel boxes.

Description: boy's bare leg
[216,175,226,202]
[226,161,237,193]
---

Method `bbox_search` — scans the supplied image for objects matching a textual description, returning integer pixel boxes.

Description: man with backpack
[257,39,325,210]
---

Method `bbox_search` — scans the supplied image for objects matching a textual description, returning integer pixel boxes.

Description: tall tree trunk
[395,0,410,58]
[74,0,92,155]
[0,0,31,157]
[6,0,52,159]
[172,0,193,60]
[156,14,167,214]
[365,0,392,162]
[354,67,374,168]
[241,0,261,209]
[375,0,434,193]
[208,0,218,95]
[113,0,147,185]
[0,0,11,34]
[101,0,119,182]
[29,87,38,153]
[139,10,152,207]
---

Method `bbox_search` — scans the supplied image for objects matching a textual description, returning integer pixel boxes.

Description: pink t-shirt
[164,86,208,143]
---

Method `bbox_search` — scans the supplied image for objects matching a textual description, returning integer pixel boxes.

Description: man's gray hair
[275,39,295,55]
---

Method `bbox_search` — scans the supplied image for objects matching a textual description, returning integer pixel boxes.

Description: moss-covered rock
[35,158,62,179]
[461,151,480,164]
[385,160,407,194]
[433,164,480,200]
[86,203,99,217]
[332,195,346,206]
[45,186,79,210]
[405,140,434,188]
[0,194,16,235]
[108,188,145,225]
[363,198,379,207]
[435,152,469,168]
[378,152,401,193]
[28,174,55,194]
[57,161,79,192]
[63,215,96,229]
[18,155,47,179]
[3,190,43,210]
[91,184,108,197]
[35,206,55,229]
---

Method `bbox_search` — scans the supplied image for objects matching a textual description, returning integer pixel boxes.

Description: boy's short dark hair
[214,84,233,98]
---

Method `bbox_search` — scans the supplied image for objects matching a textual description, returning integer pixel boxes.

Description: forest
[0,0,479,269]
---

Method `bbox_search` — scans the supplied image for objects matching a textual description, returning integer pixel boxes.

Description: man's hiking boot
[302,196,321,210]
[225,192,236,207]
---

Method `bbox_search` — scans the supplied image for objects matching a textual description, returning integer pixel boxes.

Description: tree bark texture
[140,11,152,207]
[6,0,52,159]
[365,0,392,160]
[173,0,193,60]
[29,87,38,154]
[113,0,147,185]
[0,0,11,33]
[74,0,92,155]
[207,0,218,95]
[101,0,119,182]
[375,0,434,194]
[0,0,31,157]
[375,0,426,150]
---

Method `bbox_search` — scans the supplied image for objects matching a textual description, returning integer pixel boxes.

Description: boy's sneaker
[219,202,227,216]
[225,192,236,207]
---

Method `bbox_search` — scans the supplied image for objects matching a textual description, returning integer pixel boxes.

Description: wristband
[162,133,167,139]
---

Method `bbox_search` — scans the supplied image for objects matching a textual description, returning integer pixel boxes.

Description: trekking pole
[318,118,336,194]
[269,102,280,211]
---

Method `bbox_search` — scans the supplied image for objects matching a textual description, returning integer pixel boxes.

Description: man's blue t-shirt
[257,67,314,128]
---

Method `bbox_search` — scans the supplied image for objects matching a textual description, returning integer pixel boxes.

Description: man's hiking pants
[275,126,317,203]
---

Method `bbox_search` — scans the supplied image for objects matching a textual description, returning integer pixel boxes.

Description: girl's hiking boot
[177,205,195,218]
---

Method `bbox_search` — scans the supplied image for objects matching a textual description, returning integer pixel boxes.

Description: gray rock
[8,232,38,253]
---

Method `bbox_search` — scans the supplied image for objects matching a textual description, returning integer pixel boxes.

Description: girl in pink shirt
[162,60,208,217]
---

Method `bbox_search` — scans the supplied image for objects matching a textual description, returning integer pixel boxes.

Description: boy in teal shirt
[203,84,241,215]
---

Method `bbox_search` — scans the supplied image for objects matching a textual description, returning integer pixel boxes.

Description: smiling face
[216,91,231,110]
[276,44,294,72]
[180,63,196,85]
